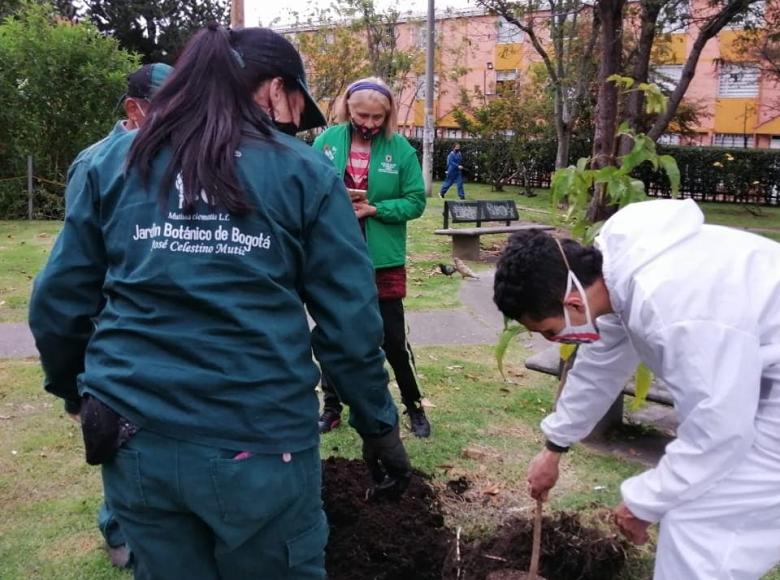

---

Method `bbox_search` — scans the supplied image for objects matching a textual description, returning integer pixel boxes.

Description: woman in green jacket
[313,77,431,438]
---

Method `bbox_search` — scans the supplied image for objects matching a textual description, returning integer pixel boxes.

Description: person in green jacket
[313,77,431,438]
[64,61,174,570]
[29,26,410,580]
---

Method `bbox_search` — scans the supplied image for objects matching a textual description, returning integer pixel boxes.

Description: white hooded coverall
[541,199,780,579]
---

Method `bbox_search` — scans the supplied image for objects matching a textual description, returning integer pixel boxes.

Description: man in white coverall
[492,199,780,579]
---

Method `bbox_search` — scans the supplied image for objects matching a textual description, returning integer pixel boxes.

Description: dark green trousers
[102,430,327,580]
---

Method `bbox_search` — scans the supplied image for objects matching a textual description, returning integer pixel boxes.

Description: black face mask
[351,120,380,141]
[274,121,299,136]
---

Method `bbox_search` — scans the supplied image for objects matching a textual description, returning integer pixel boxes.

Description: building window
[658,133,681,145]
[659,0,690,33]
[495,69,518,93]
[770,136,780,149]
[718,64,759,97]
[416,25,428,49]
[724,0,765,29]
[652,65,683,92]
[713,133,754,148]
[497,17,523,44]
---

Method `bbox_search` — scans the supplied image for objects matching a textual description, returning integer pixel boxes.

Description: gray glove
[361,421,412,499]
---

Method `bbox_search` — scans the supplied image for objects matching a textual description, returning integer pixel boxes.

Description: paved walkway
[0,322,37,359]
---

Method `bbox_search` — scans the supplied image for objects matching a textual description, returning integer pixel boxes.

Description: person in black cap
[30,24,411,580]
[123,63,174,130]
[229,27,326,135]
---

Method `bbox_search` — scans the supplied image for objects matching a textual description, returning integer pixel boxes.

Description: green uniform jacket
[312,124,426,269]
[66,121,127,208]
[29,127,398,453]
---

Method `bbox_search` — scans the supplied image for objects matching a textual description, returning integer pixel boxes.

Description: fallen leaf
[462,445,500,461]
[482,484,501,496]
[421,398,436,408]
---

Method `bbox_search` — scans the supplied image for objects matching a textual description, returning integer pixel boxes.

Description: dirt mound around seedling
[445,512,627,580]
[323,457,454,580]
[322,459,627,580]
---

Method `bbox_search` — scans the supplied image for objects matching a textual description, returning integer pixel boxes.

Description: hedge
[638,145,780,206]
[410,138,780,206]
[405,136,591,189]
[6,135,779,221]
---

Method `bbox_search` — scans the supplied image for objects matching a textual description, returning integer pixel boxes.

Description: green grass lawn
[0,221,62,323]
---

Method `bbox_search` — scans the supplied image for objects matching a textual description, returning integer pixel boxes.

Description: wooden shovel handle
[529,499,543,579]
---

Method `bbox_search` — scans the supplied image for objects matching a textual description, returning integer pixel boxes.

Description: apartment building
[281,2,780,148]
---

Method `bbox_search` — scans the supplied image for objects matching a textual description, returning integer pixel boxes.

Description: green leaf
[627,179,647,204]
[594,166,618,184]
[607,74,636,90]
[495,323,525,380]
[658,154,681,197]
[629,364,654,411]
[583,221,604,244]
[559,344,577,361]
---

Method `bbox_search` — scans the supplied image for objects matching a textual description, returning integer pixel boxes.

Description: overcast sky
[246,0,476,27]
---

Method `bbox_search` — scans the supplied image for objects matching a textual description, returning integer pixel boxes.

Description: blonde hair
[333,77,398,137]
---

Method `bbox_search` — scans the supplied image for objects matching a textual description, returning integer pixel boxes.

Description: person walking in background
[439,142,466,200]
[29,26,410,579]
[313,77,431,439]
[63,60,173,570]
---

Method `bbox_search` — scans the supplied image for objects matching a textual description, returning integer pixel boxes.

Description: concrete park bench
[434,200,553,260]
[525,345,673,430]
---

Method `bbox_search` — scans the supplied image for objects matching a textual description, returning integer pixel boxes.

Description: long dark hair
[127,23,272,215]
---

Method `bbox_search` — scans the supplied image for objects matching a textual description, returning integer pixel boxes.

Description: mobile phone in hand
[347,188,367,202]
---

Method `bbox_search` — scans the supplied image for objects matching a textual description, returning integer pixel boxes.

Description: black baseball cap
[231,28,326,131]
[125,63,174,100]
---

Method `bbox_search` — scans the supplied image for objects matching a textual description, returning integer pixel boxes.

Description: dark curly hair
[493,229,603,322]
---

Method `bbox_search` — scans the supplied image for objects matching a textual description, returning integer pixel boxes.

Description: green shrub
[0,1,138,219]
[637,145,780,205]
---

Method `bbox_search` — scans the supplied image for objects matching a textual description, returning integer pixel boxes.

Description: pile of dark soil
[322,458,627,580]
[322,457,454,580]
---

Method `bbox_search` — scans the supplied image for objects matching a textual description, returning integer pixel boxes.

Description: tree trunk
[587,0,626,223]
[618,0,663,155]
[555,121,572,169]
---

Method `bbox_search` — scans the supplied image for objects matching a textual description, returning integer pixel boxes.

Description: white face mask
[548,239,600,344]
[549,270,600,344]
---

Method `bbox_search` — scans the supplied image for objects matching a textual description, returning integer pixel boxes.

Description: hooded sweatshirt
[541,199,780,522]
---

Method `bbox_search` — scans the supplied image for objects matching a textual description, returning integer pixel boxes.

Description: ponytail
[127,23,273,216]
